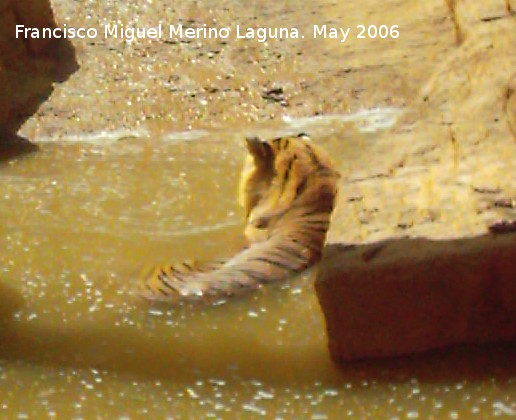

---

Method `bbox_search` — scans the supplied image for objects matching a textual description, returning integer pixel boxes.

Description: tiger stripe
[138,134,339,303]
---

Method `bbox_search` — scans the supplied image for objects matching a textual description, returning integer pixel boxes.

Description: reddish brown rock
[0,64,8,128]
[10,0,57,55]
[315,233,516,362]
[0,0,76,134]
[0,1,9,13]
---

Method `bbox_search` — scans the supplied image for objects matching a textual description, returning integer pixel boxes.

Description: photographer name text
[16,23,400,43]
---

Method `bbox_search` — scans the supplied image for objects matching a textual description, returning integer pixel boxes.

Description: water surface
[1,124,516,418]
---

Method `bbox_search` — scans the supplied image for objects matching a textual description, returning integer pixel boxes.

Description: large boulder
[0,63,8,128]
[10,0,57,55]
[0,0,76,135]
[316,233,516,362]
[317,0,516,362]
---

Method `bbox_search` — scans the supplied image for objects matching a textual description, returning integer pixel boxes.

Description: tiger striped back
[139,134,340,303]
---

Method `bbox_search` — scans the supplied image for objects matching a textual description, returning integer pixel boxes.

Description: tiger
[138,133,340,303]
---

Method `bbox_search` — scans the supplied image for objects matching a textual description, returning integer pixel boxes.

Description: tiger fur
[139,134,340,303]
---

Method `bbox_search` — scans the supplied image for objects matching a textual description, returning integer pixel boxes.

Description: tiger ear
[245,136,274,163]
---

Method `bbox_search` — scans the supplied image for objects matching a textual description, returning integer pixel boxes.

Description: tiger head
[238,133,340,243]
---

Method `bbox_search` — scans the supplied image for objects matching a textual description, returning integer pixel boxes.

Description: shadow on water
[0,282,24,323]
[0,132,39,162]
[0,279,515,386]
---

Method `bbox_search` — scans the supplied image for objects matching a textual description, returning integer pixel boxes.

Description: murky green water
[1,125,516,418]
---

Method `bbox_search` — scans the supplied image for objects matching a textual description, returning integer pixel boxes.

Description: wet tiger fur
[139,133,340,303]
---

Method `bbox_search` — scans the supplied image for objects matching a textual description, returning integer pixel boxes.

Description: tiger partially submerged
[139,133,340,303]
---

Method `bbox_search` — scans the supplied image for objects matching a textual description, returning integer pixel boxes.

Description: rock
[11,0,57,55]
[316,1,516,363]
[0,0,76,136]
[315,233,516,362]
[0,64,8,128]
[0,1,10,12]
[507,74,516,141]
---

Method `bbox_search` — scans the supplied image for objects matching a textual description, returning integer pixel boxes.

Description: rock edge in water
[315,233,516,362]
